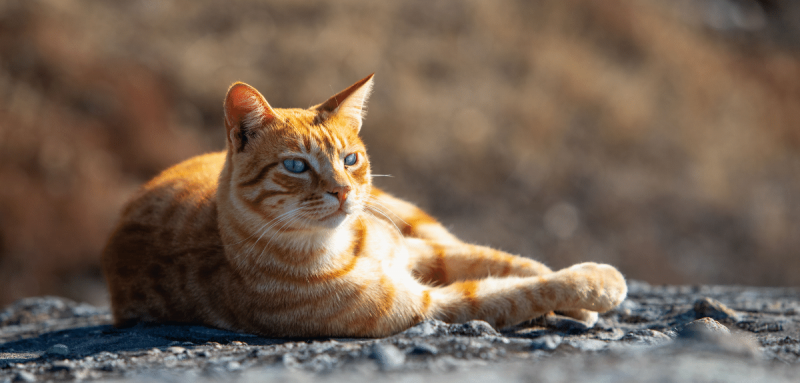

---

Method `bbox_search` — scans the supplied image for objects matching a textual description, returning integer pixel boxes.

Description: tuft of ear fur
[314,74,374,133]
[223,82,276,152]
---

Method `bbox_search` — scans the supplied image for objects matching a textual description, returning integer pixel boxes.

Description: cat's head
[219,74,374,233]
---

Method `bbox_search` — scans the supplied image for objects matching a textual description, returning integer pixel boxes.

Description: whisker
[257,213,303,260]
[226,220,271,246]
[370,174,393,177]
[263,211,305,251]
[366,197,410,227]
[365,205,405,238]
[244,207,304,254]
[227,208,300,246]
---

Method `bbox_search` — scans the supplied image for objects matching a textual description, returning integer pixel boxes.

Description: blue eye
[344,153,357,166]
[283,159,307,173]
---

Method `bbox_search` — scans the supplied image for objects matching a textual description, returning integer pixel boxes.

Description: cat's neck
[223,214,358,275]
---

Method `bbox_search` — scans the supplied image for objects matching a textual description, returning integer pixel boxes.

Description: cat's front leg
[423,262,626,329]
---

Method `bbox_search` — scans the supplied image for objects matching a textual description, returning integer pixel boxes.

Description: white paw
[557,308,599,327]
[565,262,628,313]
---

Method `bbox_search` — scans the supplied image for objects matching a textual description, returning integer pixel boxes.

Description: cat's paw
[562,262,627,313]
[556,308,599,327]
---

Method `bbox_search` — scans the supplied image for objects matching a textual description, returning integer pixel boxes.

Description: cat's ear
[315,74,374,133]
[223,82,276,152]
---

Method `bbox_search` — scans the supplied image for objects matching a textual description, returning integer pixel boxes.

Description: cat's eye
[283,159,307,173]
[344,153,357,166]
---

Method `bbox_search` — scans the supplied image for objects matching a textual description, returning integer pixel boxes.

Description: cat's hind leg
[366,188,462,244]
[405,239,554,285]
[371,189,605,326]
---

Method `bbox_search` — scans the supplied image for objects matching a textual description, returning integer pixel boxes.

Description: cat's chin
[315,210,349,229]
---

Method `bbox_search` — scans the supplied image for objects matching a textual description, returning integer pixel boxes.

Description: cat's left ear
[224,82,277,153]
[315,74,374,133]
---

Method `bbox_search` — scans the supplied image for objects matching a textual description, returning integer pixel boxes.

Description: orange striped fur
[102,74,627,337]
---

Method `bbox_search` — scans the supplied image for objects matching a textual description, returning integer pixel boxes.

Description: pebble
[305,354,336,373]
[621,329,672,345]
[545,314,592,332]
[401,320,448,337]
[693,297,740,323]
[45,344,68,356]
[162,355,178,368]
[566,339,608,352]
[530,335,562,351]
[448,320,499,337]
[679,317,731,338]
[167,346,186,354]
[49,361,73,372]
[408,342,438,356]
[13,371,36,382]
[370,343,405,371]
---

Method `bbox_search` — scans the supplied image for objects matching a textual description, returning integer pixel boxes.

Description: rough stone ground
[1,280,799,382]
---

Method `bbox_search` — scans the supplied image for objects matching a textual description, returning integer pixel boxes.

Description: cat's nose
[327,186,351,206]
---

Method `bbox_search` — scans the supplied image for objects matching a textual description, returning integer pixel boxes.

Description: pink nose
[328,186,351,206]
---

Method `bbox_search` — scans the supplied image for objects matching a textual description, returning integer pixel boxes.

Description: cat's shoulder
[121,151,226,217]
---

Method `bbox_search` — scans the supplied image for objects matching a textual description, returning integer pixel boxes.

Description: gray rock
[12,371,35,383]
[167,346,186,354]
[408,342,438,356]
[448,320,499,337]
[693,297,741,323]
[49,360,73,372]
[545,314,592,332]
[400,320,449,337]
[566,339,608,352]
[621,329,672,346]
[678,317,731,338]
[530,335,562,350]
[162,355,178,368]
[46,343,69,356]
[370,343,405,371]
[736,320,785,333]
[305,354,336,373]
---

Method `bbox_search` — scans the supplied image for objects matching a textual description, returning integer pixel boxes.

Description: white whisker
[366,197,410,227]
[365,205,405,238]
[244,207,304,255]
[227,220,271,246]
[263,211,305,251]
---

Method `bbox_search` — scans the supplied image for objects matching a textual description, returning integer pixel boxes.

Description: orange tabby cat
[102,74,627,337]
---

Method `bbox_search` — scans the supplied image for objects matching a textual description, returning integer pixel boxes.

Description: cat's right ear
[223,82,276,153]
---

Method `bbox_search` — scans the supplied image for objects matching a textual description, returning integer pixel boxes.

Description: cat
[102,74,627,338]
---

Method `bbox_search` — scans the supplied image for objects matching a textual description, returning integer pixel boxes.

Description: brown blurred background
[1,0,799,307]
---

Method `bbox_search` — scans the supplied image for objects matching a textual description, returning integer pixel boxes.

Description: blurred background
[1,0,799,307]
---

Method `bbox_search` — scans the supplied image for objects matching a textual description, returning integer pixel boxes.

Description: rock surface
[1,280,799,382]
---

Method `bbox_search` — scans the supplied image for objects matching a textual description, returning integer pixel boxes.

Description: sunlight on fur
[102,75,627,337]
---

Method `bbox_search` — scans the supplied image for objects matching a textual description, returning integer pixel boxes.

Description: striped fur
[102,74,627,337]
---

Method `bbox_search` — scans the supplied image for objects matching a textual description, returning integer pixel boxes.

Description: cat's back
[103,151,230,326]
[112,151,225,236]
